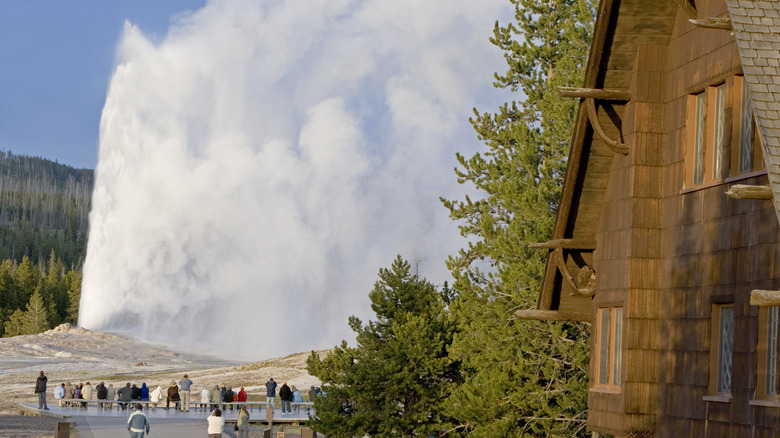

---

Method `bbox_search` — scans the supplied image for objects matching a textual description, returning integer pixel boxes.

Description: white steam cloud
[80,0,511,360]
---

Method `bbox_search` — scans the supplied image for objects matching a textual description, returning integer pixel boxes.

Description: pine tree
[307,256,459,437]
[64,269,81,324]
[43,250,66,323]
[14,255,37,308]
[3,308,24,337]
[21,287,49,334]
[0,260,14,312]
[441,0,595,436]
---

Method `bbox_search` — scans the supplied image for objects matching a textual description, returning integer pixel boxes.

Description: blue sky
[0,1,207,169]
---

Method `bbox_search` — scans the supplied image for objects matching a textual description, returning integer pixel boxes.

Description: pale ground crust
[0,325,328,426]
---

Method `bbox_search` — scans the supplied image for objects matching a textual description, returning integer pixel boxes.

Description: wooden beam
[751,290,780,306]
[514,309,591,322]
[725,184,773,200]
[528,238,597,250]
[584,98,629,155]
[558,87,631,101]
[689,17,731,30]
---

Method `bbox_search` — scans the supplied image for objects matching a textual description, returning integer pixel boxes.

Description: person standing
[54,383,65,408]
[206,409,225,438]
[236,406,250,438]
[279,382,292,414]
[179,374,193,412]
[127,403,150,437]
[291,386,303,413]
[210,385,222,410]
[223,386,235,411]
[265,378,277,410]
[35,371,49,410]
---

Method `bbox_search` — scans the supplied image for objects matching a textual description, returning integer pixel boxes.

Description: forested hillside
[0,151,92,336]
[0,151,92,267]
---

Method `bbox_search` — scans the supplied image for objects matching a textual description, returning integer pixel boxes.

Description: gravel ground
[0,415,74,438]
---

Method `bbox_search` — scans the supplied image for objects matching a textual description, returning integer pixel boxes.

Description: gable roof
[525,0,678,319]
[726,0,780,228]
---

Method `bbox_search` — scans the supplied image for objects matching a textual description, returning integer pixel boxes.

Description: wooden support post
[528,238,597,250]
[514,309,590,322]
[689,17,732,29]
[724,184,773,200]
[751,290,780,306]
[55,422,70,438]
[558,87,631,101]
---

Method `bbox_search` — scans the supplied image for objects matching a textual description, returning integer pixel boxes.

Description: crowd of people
[42,371,317,414]
[36,370,322,437]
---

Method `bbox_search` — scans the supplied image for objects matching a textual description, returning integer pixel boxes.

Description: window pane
[599,308,610,385]
[612,308,623,386]
[713,85,725,179]
[767,306,779,395]
[694,93,706,184]
[717,306,734,393]
[740,80,753,173]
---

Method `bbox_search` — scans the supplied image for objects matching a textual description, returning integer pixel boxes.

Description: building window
[687,91,707,186]
[694,92,706,184]
[731,75,763,175]
[595,307,622,388]
[757,306,779,399]
[686,83,728,187]
[712,84,726,179]
[710,304,734,395]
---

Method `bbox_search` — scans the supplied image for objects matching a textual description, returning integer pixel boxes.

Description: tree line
[0,151,92,335]
[307,0,595,436]
[1,251,82,336]
[0,150,92,268]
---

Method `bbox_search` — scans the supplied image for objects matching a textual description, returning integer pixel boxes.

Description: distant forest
[0,151,92,336]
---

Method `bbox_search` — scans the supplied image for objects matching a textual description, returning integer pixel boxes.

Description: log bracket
[689,17,732,30]
[725,184,772,200]
[558,87,630,155]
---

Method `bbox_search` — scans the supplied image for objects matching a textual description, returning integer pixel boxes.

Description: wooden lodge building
[517,0,780,436]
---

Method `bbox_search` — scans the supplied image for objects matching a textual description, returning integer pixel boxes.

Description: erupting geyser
[79,0,511,359]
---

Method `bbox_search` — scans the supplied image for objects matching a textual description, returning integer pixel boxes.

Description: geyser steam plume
[80,0,511,360]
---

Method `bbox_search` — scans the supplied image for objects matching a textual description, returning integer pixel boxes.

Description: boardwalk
[21,403,314,437]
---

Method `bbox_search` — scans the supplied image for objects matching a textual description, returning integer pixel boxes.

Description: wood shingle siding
[524,0,780,436]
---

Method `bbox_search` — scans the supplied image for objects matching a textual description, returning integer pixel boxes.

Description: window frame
[594,307,623,391]
[709,304,734,396]
[685,83,730,188]
[711,83,727,180]
[756,306,780,401]
[686,91,707,187]
[731,75,763,176]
